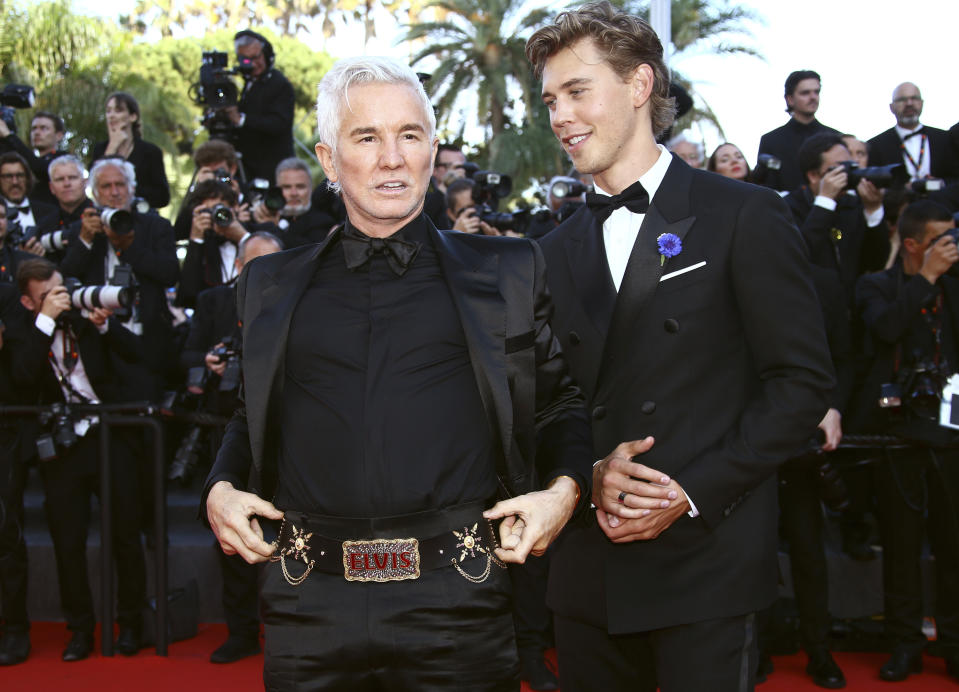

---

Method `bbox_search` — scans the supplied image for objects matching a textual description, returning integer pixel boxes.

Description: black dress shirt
[275,216,498,516]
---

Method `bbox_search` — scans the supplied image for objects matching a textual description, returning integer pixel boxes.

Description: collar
[593,144,672,203]
[895,123,924,140]
[344,212,432,247]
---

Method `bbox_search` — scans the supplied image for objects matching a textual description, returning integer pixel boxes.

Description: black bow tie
[8,205,28,214]
[340,225,420,276]
[585,180,650,224]
[902,127,925,140]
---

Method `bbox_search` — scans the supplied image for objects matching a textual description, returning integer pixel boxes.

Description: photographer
[61,158,178,395]
[179,231,281,663]
[7,257,147,660]
[223,31,294,184]
[34,156,93,256]
[251,157,335,247]
[785,133,890,303]
[0,111,66,206]
[173,140,249,242]
[0,152,55,251]
[445,177,520,237]
[852,200,959,683]
[178,179,276,307]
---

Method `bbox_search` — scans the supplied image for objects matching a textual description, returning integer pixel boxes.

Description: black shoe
[115,626,142,656]
[519,653,559,691]
[756,651,774,684]
[879,648,922,681]
[806,649,845,689]
[210,635,260,664]
[62,631,94,662]
[944,654,959,681]
[0,630,30,665]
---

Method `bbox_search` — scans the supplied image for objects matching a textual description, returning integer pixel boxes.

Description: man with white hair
[204,55,594,690]
[36,155,93,236]
[868,82,959,184]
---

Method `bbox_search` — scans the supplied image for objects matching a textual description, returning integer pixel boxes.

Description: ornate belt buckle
[342,538,420,582]
[271,519,316,586]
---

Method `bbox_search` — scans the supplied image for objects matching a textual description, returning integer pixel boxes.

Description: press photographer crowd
[1,22,959,692]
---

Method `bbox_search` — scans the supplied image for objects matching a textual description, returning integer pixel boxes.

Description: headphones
[234,30,275,70]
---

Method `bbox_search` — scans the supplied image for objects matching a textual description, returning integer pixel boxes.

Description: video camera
[0,84,35,135]
[837,161,909,190]
[189,50,254,140]
[550,178,590,200]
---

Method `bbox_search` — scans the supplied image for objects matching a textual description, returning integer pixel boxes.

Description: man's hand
[817,166,847,201]
[592,438,678,520]
[483,476,580,564]
[214,217,248,244]
[79,207,104,244]
[87,307,113,328]
[223,106,243,126]
[190,206,213,241]
[21,236,46,256]
[207,480,284,564]
[252,200,280,225]
[205,342,227,376]
[0,118,10,138]
[818,407,843,451]
[596,484,691,543]
[40,284,71,321]
[857,179,883,216]
[236,201,252,224]
[453,208,482,234]
[920,233,959,285]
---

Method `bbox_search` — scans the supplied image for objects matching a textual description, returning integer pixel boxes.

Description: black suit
[7,310,146,635]
[867,126,959,183]
[234,69,295,183]
[758,118,839,192]
[539,156,835,691]
[0,136,63,205]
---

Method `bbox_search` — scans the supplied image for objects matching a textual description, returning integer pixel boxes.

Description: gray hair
[275,156,311,179]
[316,56,435,159]
[48,154,86,180]
[234,33,264,52]
[666,133,704,160]
[89,158,136,204]
[238,230,284,264]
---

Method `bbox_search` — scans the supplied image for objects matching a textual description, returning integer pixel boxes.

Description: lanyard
[901,133,927,178]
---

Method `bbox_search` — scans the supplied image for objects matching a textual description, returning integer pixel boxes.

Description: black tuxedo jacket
[235,69,295,183]
[758,118,839,192]
[206,219,593,509]
[867,126,959,182]
[538,156,835,634]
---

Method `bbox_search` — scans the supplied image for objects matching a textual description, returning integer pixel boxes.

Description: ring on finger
[618,491,628,503]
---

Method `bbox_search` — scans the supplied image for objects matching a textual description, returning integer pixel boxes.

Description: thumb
[619,436,655,459]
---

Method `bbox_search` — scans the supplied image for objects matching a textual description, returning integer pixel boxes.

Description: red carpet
[2,623,956,691]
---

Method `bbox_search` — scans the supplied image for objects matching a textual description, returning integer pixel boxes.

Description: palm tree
[402,0,550,158]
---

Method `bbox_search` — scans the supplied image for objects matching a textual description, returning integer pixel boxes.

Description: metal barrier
[0,403,169,656]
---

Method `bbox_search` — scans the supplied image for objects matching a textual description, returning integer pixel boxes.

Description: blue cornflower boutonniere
[657,233,682,266]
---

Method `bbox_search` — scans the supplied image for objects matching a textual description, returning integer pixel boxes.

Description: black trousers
[509,552,552,656]
[778,458,830,652]
[876,446,959,655]
[260,556,518,691]
[0,429,28,632]
[554,612,757,692]
[38,431,146,634]
[219,548,260,640]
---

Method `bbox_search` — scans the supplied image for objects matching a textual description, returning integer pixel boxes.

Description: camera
[550,178,589,200]
[37,229,68,253]
[0,84,35,135]
[471,170,512,205]
[200,203,234,228]
[36,402,77,461]
[4,208,32,248]
[210,336,242,393]
[750,154,781,185]
[62,276,135,312]
[837,161,909,189]
[99,206,135,235]
[883,359,949,421]
[912,178,945,195]
[249,178,286,213]
[190,51,240,109]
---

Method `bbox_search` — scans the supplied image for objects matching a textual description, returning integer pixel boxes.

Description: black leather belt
[270,501,506,585]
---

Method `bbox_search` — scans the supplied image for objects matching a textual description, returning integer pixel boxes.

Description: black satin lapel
[243,240,331,471]
[566,214,617,338]
[432,229,510,461]
[595,203,696,392]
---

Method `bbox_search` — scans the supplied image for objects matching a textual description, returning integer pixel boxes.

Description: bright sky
[79,0,958,168]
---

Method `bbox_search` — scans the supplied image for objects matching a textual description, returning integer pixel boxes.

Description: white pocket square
[660,261,707,282]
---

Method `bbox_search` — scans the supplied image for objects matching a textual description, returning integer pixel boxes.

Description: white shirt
[191,233,248,283]
[596,145,673,291]
[895,123,930,181]
[593,146,700,517]
[3,196,37,230]
[35,313,101,436]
